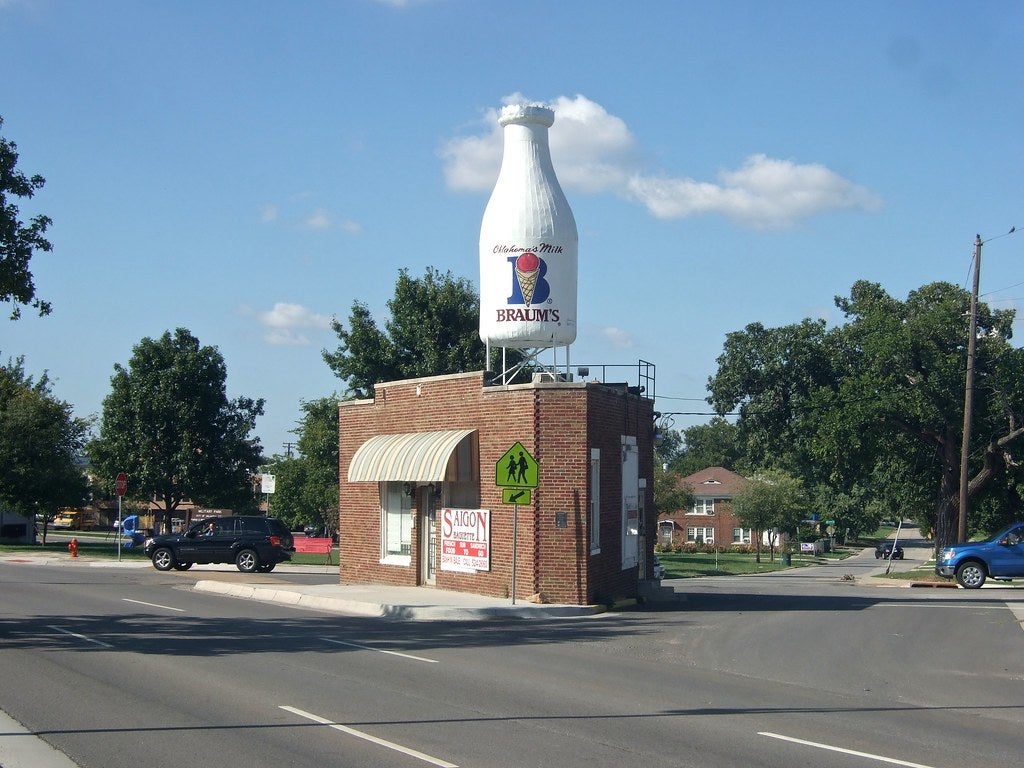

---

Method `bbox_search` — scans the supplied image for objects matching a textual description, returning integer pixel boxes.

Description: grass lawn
[658,550,808,578]
[0,538,151,560]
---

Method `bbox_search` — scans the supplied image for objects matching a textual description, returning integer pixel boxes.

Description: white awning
[347,429,475,482]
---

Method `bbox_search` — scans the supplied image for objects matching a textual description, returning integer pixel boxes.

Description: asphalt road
[1,541,1021,768]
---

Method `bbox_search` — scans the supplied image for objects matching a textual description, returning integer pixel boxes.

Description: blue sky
[2,0,1021,457]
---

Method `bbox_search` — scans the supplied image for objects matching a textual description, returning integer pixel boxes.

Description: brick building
[656,466,753,549]
[338,370,656,605]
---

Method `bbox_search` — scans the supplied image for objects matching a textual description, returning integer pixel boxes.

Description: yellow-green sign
[496,442,538,488]
[502,488,532,505]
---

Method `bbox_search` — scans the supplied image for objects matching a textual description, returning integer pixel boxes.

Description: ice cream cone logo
[515,252,540,306]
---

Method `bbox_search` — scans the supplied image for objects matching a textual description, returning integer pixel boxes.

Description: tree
[708,317,839,482]
[323,267,524,397]
[674,417,749,476]
[264,396,339,534]
[89,329,265,530]
[0,356,89,535]
[709,280,1024,552]
[1,116,52,320]
[732,469,809,562]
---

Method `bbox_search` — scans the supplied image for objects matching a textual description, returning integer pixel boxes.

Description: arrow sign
[503,488,531,505]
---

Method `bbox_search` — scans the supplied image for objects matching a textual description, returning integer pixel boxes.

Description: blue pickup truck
[936,522,1024,588]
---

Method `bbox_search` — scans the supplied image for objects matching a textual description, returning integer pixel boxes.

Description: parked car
[144,516,295,573]
[875,541,904,560]
[652,554,666,580]
[936,522,1024,588]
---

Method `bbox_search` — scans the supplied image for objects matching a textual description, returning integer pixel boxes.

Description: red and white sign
[115,472,127,497]
[440,508,490,572]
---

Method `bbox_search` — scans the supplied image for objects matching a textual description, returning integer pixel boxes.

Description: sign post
[495,443,539,605]
[261,474,276,514]
[115,472,127,562]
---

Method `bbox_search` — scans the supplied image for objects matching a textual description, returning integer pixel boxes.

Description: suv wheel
[235,549,259,573]
[955,561,986,589]
[152,548,175,571]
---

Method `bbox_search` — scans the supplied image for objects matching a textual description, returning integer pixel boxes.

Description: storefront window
[381,482,413,563]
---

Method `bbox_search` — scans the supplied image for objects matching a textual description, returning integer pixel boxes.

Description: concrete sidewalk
[192,579,605,620]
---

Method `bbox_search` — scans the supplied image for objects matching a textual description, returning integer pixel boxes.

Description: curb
[192,580,604,621]
[0,708,79,768]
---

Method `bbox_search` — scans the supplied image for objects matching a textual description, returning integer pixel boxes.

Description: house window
[732,527,752,544]
[686,526,714,544]
[589,449,600,553]
[381,482,413,564]
[691,498,716,515]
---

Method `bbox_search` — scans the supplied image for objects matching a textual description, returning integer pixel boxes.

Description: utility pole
[958,235,983,543]
[283,442,295,459]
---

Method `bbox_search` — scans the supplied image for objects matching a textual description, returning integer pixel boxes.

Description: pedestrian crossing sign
[496,442,538,488]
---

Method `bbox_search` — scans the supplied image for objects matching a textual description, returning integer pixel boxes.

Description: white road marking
[122,598,185,612]
[280,705,457,767]
[760,731,939,768]
[871,603,1006,609]
[320,637,438,663]
[46,625,113,648]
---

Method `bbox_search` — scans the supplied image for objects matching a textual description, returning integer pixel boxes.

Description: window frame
[380,481,414,566]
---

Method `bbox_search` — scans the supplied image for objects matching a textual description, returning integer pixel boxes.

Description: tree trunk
[934,437,961,553]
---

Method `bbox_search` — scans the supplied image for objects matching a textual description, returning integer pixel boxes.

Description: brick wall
[338,371,655,605]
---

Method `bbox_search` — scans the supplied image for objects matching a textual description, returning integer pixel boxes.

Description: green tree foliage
[653,462,693,518]
[265,397,339,534]
[675,417,749,476]
[733,469,809,562]
[0,117,52,320]
[654,425,684,469]
[709,317,839,481]
[89,329,265,528]
[709,280,1024,551]
[0,356,89,522]
[652,428,691,517]
[323,267,487,398]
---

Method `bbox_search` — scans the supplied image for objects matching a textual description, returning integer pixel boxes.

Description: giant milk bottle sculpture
[479,104,578,373]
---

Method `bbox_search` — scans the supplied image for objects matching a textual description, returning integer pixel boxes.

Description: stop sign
[115,472,127,497]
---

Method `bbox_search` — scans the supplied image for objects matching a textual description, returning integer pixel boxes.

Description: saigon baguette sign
[440,508,490,572]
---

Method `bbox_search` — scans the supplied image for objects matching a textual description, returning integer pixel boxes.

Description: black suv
[875,541,904,560]
[144,516,295,573]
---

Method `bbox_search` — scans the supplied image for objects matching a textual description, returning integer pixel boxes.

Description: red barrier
[292,537,333,554]
[293,537,335,565]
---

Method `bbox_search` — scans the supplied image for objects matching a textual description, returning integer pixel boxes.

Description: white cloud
[303,208,333,230]
[440,94,881,230]
[628,154,881,230]
[259,200,362,234]
[601,326,635,349]
[338,217,363,234]
[257,302,332,346]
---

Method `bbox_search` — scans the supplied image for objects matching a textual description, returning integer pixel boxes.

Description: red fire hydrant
[68,538,78,558]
